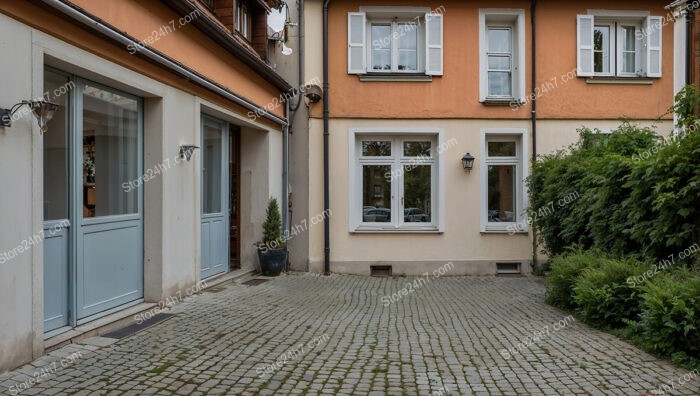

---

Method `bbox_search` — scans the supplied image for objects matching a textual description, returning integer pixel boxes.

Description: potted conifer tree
[255,198,287,276]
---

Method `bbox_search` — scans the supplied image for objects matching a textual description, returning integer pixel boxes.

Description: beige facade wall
[306,118,672,276]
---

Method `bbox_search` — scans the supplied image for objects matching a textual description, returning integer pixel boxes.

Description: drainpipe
[687,4,694,85]
[283,99,290,271]
[322,0,331,276]
[285,0,303,272]
[530,0,538,272]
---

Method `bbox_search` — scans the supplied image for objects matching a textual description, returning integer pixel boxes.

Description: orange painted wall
[322,0,674,120]
[0,0,284,121]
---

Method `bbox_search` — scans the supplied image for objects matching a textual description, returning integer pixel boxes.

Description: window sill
[585,76,655,85]
[481,98,517,106]
[358,74,433,82]
[480,230,529,235]
[352,226,442,234]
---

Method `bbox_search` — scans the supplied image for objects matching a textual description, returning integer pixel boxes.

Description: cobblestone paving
[1,274,698,395]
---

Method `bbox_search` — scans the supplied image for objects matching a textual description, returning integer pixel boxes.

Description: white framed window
[236,0,251,40]
[479,9,526,102]
[578,12,663,78]
[348,7,443,76]
[368,21,422,72]
[480,128,529,233]
[349,128,445,232]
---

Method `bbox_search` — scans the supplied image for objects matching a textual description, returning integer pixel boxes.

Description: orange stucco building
[299,0,685,277]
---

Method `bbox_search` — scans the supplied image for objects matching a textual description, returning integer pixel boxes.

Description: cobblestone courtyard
[1,274,698,395]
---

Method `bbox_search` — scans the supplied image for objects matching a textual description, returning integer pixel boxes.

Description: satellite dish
[267,8,285,32]
[282,43,293,56]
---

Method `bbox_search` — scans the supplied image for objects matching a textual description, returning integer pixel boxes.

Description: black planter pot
[257,248,287,276]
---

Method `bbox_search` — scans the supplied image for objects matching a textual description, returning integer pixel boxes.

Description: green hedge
[527,85,700,262]
[547,252,700,369]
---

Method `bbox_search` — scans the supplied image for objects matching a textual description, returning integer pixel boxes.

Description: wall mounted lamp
[1,100,59,134]
[179,145,200,162]
[461,152,475,173]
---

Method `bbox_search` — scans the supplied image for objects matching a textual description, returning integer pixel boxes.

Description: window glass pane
[488,71,511,96]
[362,165,391,222]
[623,26,636,51]
[43,70,70,220]
[362,141,391,156]
[487,165,516,222]
[622,26,636,73]
[371,25,392,71]
[82,84,139,218]
[371,50,391,70]
[403,165,431,223]
[487,28,511,52]
[202,123,222,214]
[593,26,610,73]
[397,24,417,49]
[487,141,516,157]
[403,141,431,157]
[371,24,391,49]
[623,52,635,73]
[488,56,510,70]
[398,50,417,71]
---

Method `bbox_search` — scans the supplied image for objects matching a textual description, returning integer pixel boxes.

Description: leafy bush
[527,123,659,257]
[632,268,700,365]
[626,129,700,259]
[545,249,606,309]
[528,85,700,263]
[572,256,646,328]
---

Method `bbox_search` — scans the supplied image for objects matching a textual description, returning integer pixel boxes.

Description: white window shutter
[425,13,443,76]
[646,16,662,77]
[577,15,594,77]
[347,12,366,74]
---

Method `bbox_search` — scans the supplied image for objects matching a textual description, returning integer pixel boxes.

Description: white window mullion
[395,161,403,228]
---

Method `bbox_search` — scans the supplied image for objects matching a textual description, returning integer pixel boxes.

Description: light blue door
[201,116,229,279]
[43,69,144,333]
[75,81,143,321]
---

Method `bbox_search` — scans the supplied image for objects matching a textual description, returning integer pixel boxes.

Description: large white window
[479,9,526,102]
[578,12,663,78]
[348,7,443,76]
[480,129,528,232]
[349,129,445,232]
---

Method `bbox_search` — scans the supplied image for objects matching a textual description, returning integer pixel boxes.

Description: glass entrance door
[43,69,144,334]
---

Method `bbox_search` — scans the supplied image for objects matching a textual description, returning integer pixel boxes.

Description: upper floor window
[348,7,443,76]
[479,9,526,103]
[578,13,662,78]
[236,0,251,40]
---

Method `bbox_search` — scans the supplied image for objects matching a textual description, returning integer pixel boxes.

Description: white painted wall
[0,13,40,372]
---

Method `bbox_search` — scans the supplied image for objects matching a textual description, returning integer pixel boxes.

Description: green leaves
[528,92,700,262]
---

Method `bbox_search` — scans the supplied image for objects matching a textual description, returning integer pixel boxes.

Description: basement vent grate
[496,262,521,275]
[370,265,392,277]
[103,313,175,340]
[204,287,226,293]
[242,278,270,286]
